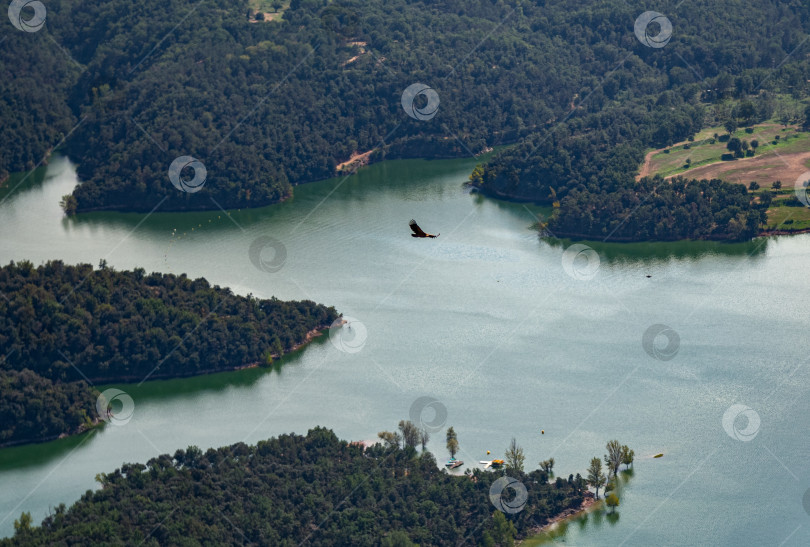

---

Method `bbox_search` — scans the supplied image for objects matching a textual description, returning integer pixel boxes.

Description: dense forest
[467,1,810,240]
[2,0,807,239]
[547,176,767,241]
[0,260,338,445]
[2,428,585,545]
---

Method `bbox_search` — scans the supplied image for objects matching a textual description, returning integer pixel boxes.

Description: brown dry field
[673,149,810,186]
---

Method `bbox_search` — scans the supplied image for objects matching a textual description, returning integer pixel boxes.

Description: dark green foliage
[1,428,585,545]
[548,176,765,242]
[0,369,96,446]
[468,0,810,240]
[0,260,338,382]
[0,260,338,445]
[0,23,78,183]
[2,0,802,216]
[4,0,809,237]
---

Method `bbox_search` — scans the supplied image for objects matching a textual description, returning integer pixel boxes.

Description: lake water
[1,155,809,545]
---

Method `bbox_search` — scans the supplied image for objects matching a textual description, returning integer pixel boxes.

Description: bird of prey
[409,219,439,238]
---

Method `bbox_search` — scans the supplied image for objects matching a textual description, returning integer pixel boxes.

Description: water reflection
[0,430,99,473]
[528,468,634,544]
[543,235,769,264]
[118,333,330,405]
[0,163,49,203]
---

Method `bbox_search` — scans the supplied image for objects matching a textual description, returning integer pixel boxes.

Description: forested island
[0,260,338,447]
[2,0,808,242]
[2,428,590,546]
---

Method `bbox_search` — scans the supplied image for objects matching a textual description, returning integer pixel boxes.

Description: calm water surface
[0,155,808,545]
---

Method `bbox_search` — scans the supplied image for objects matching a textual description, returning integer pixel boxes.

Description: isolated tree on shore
[539,458,555,479]
[60,194,77,216]
[621,445,634,469]
[505,438,525,473]
[605,493,620,513]
[398,420,420,449]
[446,427,459,459]
[604,440,622,480]
[587,457,606,499]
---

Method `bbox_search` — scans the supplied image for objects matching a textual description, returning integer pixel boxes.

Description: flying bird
[409,219,439,238]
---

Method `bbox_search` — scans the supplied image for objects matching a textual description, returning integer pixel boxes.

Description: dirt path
[337,149,374,171]
[636,137,694,181]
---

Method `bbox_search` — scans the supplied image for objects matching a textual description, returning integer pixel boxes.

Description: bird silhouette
[409,219,439,238]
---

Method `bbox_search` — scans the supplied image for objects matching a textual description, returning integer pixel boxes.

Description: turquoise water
[0,155,808,545]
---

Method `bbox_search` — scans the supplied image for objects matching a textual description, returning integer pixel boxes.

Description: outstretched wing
[409,219,428,237]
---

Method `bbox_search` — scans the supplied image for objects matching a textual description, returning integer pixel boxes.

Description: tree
[750,139,759,150]
[759,191,773,208]
[419,428,429,451]
[272,1,283,12]
[621,445,634,469]
[398,420,419,449]
[255,11,265,21]
[587,457,606,499]
[446,427,458,459]
[505,438,525,473]
[60,194,77,216]
[748,181,759,190]
[727,137,742,153]
[772,181,782,190]
[13,511,32,536]
[724,119,738,135]
[491,511,516,546]
[378,430,401,449]
[539,458,555,477]
[605,493,620,513]
[604,440,622,480]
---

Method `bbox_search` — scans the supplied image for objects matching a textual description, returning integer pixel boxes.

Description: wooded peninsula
[0,261,338,447]
[1,428,595,546]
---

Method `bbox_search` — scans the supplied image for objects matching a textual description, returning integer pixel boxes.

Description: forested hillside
[0,25,78,184]
[469,0,810,240]
[2,0,809,238]
[0,260,338,445]
[2,428,585,545]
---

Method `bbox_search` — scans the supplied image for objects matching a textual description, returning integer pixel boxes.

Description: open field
[763,203,810,231]
[683,148,810,186]
[248,0,290,22]
[637,121,810,233]
[640,123,810,181]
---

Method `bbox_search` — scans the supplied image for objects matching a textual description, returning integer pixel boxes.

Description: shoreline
[0,324,334,450]
[88,324,333,384]
[14,151,809,243]
[528,492,600,538]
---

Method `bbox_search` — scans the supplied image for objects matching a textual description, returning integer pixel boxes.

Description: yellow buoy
[486,451,490,455]
[541,430,545,434]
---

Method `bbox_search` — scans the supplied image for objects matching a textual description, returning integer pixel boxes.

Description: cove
[0,155,808,545]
